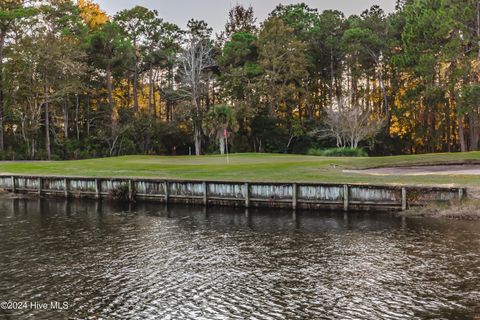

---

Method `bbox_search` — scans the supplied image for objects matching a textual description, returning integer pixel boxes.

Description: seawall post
[292,183,297,210]
[203,181,208,206]
[38,177,42,195]
[11,176,15,193]
[244,182,249,208]
[95,179,100,199]
[128,179,133,201]
[401,187,407,211]
[164,181,169,204]
[64,178,69,198]
[343,185,349,211]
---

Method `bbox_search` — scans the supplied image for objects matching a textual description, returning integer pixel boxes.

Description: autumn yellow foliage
[77,0,109,30]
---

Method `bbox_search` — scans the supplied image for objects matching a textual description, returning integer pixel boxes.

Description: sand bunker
[345,164,480,176]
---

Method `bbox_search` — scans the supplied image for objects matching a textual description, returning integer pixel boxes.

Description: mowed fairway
[1,152,480,186]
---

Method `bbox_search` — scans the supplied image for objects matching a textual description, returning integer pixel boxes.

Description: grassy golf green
[1,152,480,186]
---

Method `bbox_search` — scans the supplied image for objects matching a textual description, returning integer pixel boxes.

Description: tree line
[0,0,479,160]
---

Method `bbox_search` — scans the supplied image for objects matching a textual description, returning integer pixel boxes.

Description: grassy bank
[0,152,480,186]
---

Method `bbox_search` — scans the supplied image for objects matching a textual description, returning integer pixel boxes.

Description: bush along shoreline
[307,147,368,157]
[402,199,480,221]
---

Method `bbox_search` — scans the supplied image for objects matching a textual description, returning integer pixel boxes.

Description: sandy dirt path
[344,165,480,176]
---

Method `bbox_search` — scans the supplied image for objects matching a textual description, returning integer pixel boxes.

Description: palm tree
[203,104,237,154]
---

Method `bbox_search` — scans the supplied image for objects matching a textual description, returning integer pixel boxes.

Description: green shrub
[307,147,368,157]
[0,148,23,160]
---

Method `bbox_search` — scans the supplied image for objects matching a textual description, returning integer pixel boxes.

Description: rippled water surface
[0,197,479,319]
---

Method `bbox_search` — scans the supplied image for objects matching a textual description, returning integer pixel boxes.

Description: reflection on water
[0,197,479,319]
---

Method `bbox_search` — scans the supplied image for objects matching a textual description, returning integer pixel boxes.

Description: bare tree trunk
[75,94,80,141]
[330,48,335,104]
[205,75,211,111]
[166,100,171,122]
[469,111,480,151]
[193,94,202,156]
[63,97,69,139]
[166,66,173,122]
[109,135,119,156]
[86,95,90,137]
[32,139,35,159]
[459,113,466,152]
[127,77,131,108]
[477,0,480,59]
[133,46,139,113]
[106,64,114,112]
[194,124,201,156]
[106,64,116,138]
[452,87,466,152]
[30,97,39,158]
[148,67,154,116]
[0,31,5,151]
[378,71,388,118]
[446,101,451,152]
[154,82,159,119]
[219,136,225,155]
[45,83,51,160]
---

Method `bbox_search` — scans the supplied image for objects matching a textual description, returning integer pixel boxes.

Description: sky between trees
[95,0,397,31]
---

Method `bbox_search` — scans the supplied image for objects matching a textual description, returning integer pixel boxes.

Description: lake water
[0,196,479,319]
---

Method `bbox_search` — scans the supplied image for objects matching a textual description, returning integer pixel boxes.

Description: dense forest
[0,0,479,159]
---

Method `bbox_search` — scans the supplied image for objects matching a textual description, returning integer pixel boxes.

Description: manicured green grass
[1,152,480,186]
